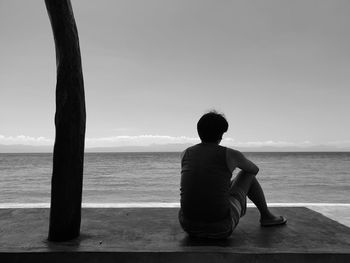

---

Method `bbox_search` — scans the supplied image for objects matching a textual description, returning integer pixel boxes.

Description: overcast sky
[1,0,349,149]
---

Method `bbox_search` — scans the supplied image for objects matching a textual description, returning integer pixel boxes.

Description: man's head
[197,111,228,143]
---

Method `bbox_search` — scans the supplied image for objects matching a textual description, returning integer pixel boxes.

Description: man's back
[179,111,286,239]
[180,143,232,222]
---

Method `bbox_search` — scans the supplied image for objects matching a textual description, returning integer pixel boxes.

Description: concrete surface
[307,205,350,227]
[0,207,349,262]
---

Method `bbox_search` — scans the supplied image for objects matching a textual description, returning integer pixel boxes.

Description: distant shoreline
[1,203,350,209]
[1,143,350,153]
[1,150,350,154]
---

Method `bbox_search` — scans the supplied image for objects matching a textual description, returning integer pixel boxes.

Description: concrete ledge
[1,207,350,262]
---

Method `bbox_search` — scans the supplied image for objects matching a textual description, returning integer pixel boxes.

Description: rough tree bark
[45,0,86,241]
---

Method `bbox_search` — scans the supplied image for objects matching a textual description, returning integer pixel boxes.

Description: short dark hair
[197,111,228,143]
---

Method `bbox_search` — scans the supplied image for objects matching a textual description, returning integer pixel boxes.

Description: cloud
[1,134,350,149]
[230,140,313,148]
[323,140,350,148]
[230,140,350,148]
[85,135,237,147]
[0,135,53,145]
[85,135,200,147]
[0,134,234,147]
[110,127,135,132]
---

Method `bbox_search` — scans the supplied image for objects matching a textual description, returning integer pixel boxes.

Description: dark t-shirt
[180,143,232,222]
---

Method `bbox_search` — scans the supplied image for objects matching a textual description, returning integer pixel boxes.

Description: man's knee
[232,171,255,194]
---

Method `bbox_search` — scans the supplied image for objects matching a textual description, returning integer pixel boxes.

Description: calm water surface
[0,152,349,204]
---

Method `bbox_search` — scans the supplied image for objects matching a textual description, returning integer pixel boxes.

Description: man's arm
[226,148,259,174]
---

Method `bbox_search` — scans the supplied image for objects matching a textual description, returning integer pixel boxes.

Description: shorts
[229,184,247,224]
[179,185,247,239]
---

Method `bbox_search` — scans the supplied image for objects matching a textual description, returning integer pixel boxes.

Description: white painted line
[256,203,350,207]
[0,202,350,208]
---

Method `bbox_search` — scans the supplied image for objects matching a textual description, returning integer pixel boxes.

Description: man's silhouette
[179,111,286,239]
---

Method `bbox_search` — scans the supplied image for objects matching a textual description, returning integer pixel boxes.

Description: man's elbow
[252,166,259,175]
[243,166,259,175]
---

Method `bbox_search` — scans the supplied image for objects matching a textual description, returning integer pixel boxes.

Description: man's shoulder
[181,144,199,159]
[184,143,201,151]
[225,147,241,155]
[225,147,245,163]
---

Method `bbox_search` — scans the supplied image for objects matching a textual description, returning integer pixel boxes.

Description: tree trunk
[45,0,86,242]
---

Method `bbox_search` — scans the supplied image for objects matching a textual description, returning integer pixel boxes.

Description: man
[179,111,286,239]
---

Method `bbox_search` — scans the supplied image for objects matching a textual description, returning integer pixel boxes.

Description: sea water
[0,152,349,205]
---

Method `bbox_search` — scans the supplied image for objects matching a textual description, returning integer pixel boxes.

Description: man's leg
[232,171,285,223]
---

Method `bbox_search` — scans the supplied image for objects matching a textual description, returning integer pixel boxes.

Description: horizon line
[1,135,350,149]
[1,202,350,209]
[1,151,350,154]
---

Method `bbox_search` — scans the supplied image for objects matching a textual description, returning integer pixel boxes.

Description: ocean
[0,152,349,205]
